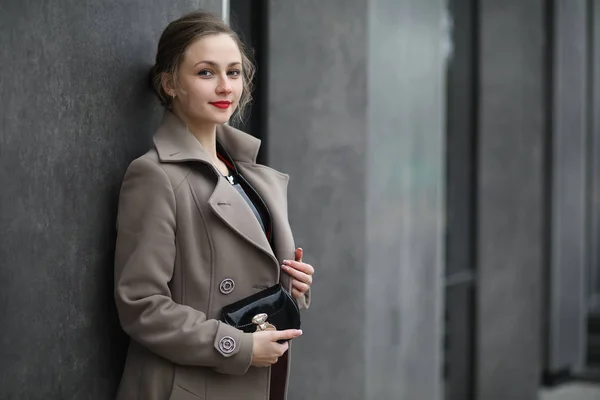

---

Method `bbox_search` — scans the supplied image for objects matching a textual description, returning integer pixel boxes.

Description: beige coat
[114,111,309,400]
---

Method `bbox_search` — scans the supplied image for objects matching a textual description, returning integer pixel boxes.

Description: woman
[114,10,313,400]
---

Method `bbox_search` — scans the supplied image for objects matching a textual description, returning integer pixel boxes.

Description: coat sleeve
[114,156,253,375]
[297,289,310,310]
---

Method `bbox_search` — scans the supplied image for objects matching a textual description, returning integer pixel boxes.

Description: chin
[205,118,229,125]
[212,116,231,125]
[205,111,233,125]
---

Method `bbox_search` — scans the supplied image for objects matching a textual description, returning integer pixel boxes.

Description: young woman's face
[170,34,243,125]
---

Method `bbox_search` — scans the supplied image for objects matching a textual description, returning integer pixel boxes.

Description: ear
[161,72,176,97]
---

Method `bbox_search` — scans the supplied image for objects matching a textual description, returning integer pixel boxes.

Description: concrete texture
[267,1,368,398]
[548,0,589,372]
[365,1,445,399]
[0,1,222,399]
[477,1,547,399]
[267,1,446,399]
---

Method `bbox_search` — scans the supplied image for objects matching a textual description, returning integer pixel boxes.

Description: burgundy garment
[269,351,289,400]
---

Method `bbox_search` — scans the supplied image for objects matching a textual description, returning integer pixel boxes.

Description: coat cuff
[297,287,311,310]
[213,322,254,375]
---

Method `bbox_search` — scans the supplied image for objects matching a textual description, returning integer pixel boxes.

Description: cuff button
[219,336,236,354]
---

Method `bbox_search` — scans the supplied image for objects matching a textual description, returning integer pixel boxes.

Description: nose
[216,74,233,95]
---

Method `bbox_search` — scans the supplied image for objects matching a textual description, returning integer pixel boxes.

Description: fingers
[292,287,303,299]
[277,341,290,355]
[265,357,279,365]
[292,279,310,293]
[282,260,314,276]
[295,247,303,262]
[282,264,313,285]
[271,339,289,360]
[271,329,303,341]
[256,359,278,367]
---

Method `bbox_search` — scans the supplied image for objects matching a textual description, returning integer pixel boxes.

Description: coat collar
[152,111,295,290]
[153,110,261,165]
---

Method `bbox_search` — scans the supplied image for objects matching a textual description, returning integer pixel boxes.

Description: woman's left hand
[282,248,314,299]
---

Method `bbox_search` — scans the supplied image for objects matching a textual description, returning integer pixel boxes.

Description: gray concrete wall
[0,1,222,399]
[267,1,368,398]
[365,1,445,399]
[548,0,589,373]
[267,1,446,399]
[476,0,547,399]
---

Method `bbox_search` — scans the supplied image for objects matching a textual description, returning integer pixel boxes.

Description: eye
[197,69,214,77]
[228,69,241,77]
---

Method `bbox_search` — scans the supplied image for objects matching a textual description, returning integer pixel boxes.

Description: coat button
[219,278,235,294]
[219,336,236,354]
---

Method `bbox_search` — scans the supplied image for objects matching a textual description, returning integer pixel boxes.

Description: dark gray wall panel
[267,1,368,398]
[590,0,600,313]
[446,0,476,279]
[477,0,547,399]
[0,1,221,399]
[445,0,477,398]
[268,1,445,399]
[365,1,445,399]
[548,0,588,373]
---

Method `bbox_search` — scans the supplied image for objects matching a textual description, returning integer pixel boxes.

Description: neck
[172,107,219,160]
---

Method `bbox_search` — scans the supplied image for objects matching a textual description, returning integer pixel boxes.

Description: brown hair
[149,11,255,125]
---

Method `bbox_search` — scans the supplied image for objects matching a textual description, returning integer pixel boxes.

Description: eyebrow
[194,61,242,67]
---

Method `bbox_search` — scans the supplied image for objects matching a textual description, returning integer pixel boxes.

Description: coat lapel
[236,163,296,292]
[152,111,288,274]
[153,111,214,164]
[206,176,278,265]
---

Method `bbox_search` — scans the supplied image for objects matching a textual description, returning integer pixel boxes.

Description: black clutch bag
[220,284,301,340]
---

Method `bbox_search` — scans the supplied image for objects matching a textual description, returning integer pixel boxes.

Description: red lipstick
[209,101,231,109]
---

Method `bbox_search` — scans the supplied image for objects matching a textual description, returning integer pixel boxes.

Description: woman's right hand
[250,329,303,367]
